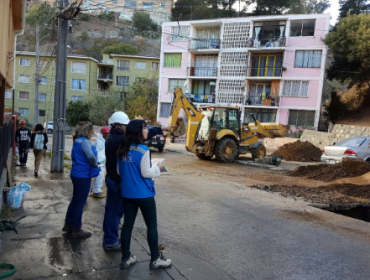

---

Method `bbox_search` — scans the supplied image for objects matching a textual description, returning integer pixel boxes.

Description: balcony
[100,58,114,65]
[97,73,113,82]
[187,67,218,78]
[189,39,221,52]
[247,36,286,49]
[248,67,283,78]
[246,95,280,107]
[187,93,215,104]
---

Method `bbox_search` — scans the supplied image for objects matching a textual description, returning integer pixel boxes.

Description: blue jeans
[103,177,124,247]
[19,143,29,164]
[121,196,159,261]
[65,176,91,230]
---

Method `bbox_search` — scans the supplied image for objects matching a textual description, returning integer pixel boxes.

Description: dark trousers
[121,196,159,261]
[19,143,29,164]
[65,176,91,229]
[103,177,124,246]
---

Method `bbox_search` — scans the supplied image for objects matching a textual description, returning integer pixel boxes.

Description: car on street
[44,121,70,134]
[321,136,370,164]
[144,126,166,152]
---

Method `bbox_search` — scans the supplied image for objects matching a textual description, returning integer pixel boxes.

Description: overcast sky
[327,0,340,25]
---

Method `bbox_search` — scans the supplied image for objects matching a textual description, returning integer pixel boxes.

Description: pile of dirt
[272,141,322,162]
[288,158,370,182]
[256,184,370,204]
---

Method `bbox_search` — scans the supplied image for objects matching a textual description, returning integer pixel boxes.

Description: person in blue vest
[103,112,169,251]
[117,119,172,270]
[63,121,100,239]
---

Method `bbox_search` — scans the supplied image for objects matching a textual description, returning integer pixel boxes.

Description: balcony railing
[186,93,215,103]
[101,58,114,65]
[187,67,218,77]
[248,67,283,77]
[116,66,130,71]
[246,95,280,107]
[247,36,286,48]
[98,73,113,80]
[189,38,221,50]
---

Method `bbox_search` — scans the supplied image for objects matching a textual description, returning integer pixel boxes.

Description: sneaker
[92,192,106,198]
[120,255,137,269]
[34,170,38,177]
[150,253,172,270]
[72,229,92,239]
[104,242,121,251]
[62,223,73,233]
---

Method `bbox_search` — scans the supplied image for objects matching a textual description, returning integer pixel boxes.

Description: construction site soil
[272,141,323,162]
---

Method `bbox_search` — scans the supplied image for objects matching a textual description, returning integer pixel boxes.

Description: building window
[282,81,309,97]
[38,93,47,101]
[116,76,129,87]
[125,1,136,7]
[159,2,165,7]
[53,77,55,85]
[244,108,277,123]
[159,103,171,117]
[18,75,30,83]
[39,110,46,117]
[288,110,315,127]
[295,50,322,68]
[39,59,48,68]
[143,2,153,8]
[71,62,87,74]
[290,20,316,37]
[70,95,84,102]
[18,108,29,116]
[112,0,117,3]
[250,54,283,77]
[135,77,144,83]
[152,62,159,70]
[171,26,190,41]
[52,95,55,102]
[116,60,130,71]
[98,0,104,3]
[5,90,12,99]
[39,76,47,84]
[164,53,182,67]
[168,79,186,92]
[71,79,86,90]
[135,61,146,69]
[20,58,30,66]
[18,91,29,100]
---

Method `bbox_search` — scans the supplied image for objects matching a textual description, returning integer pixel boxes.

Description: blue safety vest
[117,144,156,199]
[71,137,98,178]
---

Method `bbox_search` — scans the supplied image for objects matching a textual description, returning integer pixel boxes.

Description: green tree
[325,13,370,87]
[80,32,89,49]
[251,0,292,15]
[339,0,370,18]
[78,13,90,21]
[66,101,90,127]
[324,92,347,122]
[288,0,330,14]
[25,2,56,27]
[102,42,140,55]
[98,11,115,21]
[132,12,158,33]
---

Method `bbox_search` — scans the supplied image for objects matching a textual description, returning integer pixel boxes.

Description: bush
[79,13,90,21]
[98,11,115,21]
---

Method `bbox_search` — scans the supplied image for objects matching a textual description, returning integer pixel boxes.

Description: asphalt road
[62,138,370,280]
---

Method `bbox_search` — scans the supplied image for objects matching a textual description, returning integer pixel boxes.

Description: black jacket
[29,131,48,150]
[15,128,31,145]
[105,126,163,184]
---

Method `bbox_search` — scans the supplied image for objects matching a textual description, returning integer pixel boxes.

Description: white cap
[108,111,130,126]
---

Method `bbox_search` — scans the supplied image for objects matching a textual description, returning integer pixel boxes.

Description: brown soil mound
[257,184,370,204]
[288,157,370,182]
[272,141,322,162]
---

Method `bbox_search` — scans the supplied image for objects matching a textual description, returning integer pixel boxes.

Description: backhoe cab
[168,87,289,163]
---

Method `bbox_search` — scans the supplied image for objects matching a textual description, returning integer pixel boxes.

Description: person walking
[92,126,110,198]
[63,121,100,239]
[117,119,172,270]
[15,120,31,166]
[29,124,48,177]
[103,112,169,251]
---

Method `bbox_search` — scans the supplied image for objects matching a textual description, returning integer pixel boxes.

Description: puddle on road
[321,205,370,222]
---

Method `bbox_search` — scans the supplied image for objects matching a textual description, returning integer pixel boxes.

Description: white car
[43,121,70,134]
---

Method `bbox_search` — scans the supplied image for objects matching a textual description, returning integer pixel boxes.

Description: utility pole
[51,0,69,172]
[34,25,40,126]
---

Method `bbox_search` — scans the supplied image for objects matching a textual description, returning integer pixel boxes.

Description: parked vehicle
[144,126,166,152]
[43,121,69,134]
[321,137,370,164]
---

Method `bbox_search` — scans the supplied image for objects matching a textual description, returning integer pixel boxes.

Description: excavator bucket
[172,118,187,137]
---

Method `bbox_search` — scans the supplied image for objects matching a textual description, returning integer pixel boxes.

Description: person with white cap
[103,111,172,250]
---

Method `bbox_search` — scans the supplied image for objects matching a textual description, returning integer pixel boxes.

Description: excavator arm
[168,87,204,151]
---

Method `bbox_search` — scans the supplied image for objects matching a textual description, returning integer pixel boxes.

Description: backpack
[34,134,44,150]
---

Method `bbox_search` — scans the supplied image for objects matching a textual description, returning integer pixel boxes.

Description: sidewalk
[0,152,228,280]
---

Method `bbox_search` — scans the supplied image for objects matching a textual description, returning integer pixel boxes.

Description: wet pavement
[0,150,228,280]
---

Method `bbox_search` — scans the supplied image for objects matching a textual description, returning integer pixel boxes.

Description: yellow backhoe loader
[168,87,290,163]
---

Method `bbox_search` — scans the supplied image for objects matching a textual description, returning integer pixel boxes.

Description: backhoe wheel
[196,153,212,160]
[215,138,238,163]
[251,144,266,159]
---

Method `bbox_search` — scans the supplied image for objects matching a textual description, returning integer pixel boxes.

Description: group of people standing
[63,111,172,270]
[15,120,48,176]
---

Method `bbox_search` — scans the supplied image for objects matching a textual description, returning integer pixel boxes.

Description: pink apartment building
[157,13,330,129]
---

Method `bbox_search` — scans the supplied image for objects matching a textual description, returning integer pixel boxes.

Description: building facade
[5,52,159,125]
[157,14,330,129]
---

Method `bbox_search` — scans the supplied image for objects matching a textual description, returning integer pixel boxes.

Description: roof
[110,54,160,60]
[15,51,100,63]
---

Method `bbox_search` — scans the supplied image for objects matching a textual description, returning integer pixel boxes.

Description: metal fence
[0,121,14,178]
